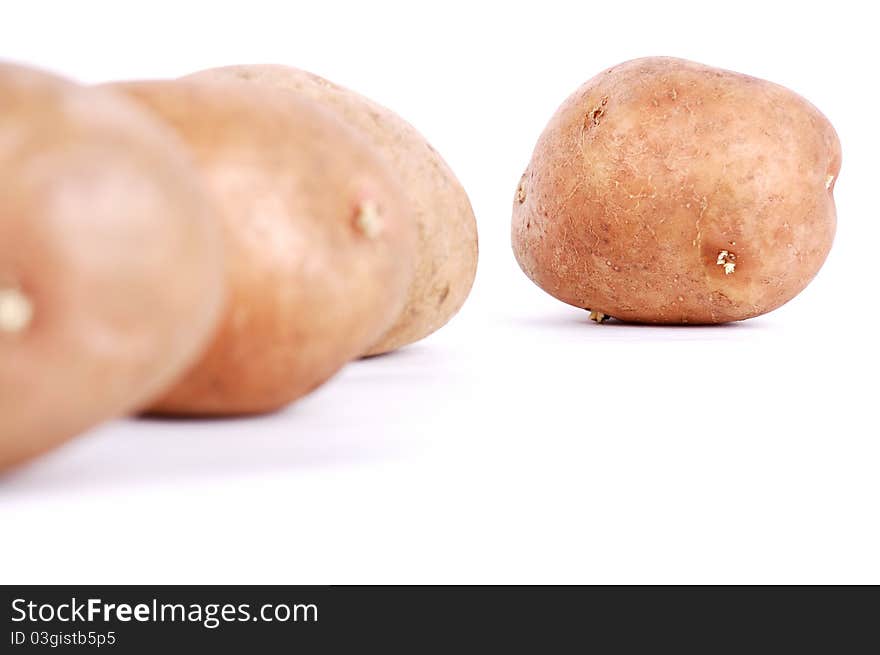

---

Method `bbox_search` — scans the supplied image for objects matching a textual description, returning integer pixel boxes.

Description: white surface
[1,0,878,584]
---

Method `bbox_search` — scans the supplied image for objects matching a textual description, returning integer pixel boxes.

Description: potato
[185,65,478,354]
[512,57,841,324]
[108,78,416,415]
[0,63,224,468]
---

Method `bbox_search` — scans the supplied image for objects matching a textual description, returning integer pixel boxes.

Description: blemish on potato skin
[0,287,34,334]
[711,290,733,306]
[585,96,609,127]
[437,284,450,306]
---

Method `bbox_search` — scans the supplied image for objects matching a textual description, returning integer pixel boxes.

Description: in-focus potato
[110,78,416,415]
[0,63,224,469]
[186,65,478,354]
[513,57,841,323]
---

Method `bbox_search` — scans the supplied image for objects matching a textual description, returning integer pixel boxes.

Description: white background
[1,0,877,584]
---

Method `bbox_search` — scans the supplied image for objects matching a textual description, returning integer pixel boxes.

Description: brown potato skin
[109,78,416,415]
[185,65,478,354]
[513,57,841,323]
[0,64,224,469]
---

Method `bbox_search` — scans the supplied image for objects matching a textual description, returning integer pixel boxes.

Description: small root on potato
[825,174,835,190]
[589,310,610,323]
[716,250,737,275]
[354,200,383,239]
[516,184,526,204]
[0,287,34,334]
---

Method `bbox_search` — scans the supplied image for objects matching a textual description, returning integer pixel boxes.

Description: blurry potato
[187,65,478,354]
[109,78,416,415]
[513,57,841,323]
[0,63,224,468]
